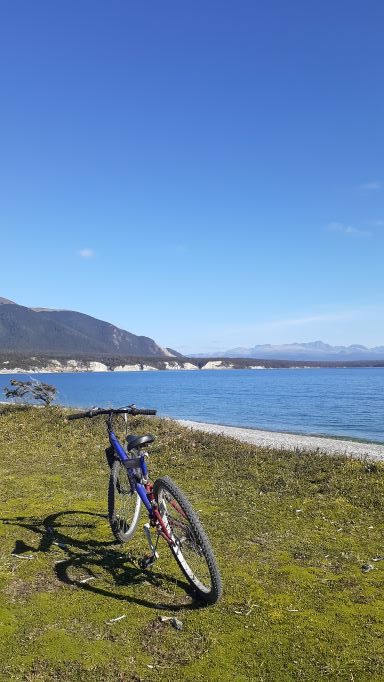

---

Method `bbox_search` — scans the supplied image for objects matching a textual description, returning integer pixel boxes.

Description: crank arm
[143,523,159,559]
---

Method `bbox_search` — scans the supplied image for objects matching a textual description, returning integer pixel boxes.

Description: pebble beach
[177,419,384,462]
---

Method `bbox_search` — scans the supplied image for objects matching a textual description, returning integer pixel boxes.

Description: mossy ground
[0,405,383,681]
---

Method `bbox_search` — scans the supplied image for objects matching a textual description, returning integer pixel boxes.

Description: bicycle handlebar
[67,411,89,420]
[67,405,157,420]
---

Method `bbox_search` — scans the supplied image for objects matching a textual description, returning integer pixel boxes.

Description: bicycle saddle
[126,433,155,452]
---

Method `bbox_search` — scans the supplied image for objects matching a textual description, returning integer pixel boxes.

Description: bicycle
[67,404,222,604]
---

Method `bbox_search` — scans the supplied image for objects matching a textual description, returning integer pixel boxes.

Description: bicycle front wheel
[108,460,141,542]
[153,476,222,604]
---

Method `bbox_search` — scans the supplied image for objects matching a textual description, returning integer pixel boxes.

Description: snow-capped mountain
[195,341,384,361]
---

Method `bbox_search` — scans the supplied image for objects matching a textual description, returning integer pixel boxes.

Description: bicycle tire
[153,476,222,604]
[108,459,141,542]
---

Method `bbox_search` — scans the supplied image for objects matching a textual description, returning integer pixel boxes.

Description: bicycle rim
[154,476,222,602]
[109,461,141,541]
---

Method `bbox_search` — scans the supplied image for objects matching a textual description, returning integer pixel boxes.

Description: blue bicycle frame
[107,425,179,551]
[108,429,153,515]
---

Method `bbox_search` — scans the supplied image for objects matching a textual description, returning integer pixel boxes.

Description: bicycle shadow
[2,510,202,611]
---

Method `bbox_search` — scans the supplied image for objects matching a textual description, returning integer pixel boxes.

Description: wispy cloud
[369,219,384,227]
[221,310,359,337]
[78,248,94,258]
[328,222,371,236]
[249,311,357,331]
[359,181,382,191]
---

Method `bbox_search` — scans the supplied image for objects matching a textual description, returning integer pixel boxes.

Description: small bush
[3,379,57,406]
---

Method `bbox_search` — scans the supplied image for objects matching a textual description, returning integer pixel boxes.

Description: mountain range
[2,298,384,362]
[0,298,173,357]
[196,340,384,361]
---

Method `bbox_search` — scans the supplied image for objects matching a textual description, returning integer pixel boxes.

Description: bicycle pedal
[139,554,158,570]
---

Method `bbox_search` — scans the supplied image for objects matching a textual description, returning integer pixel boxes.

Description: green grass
[0,405,383,681]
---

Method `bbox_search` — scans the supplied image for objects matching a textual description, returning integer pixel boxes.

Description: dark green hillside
[2,350,384,373]
[0,352,181,371]
[0,406,383,681]
[0,302,168,357]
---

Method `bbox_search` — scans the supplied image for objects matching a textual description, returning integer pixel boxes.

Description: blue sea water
[0,368,383,443]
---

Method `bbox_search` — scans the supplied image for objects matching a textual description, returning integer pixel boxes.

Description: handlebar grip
[67,411,91,420]
[133,409,157,416]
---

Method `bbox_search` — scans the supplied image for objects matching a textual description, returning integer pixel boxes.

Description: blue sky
[1,1,383,353]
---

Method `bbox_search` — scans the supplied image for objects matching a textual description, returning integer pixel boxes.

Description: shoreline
[2,363,384,375]
[1,400,382,460]
[176,419,384,461]
[0,366,326,374]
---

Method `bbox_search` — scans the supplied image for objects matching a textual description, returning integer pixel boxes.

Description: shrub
[3,379,57,406]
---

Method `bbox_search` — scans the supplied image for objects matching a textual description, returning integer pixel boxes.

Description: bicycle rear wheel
[153,476,222,604]
[108,460,141,542]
